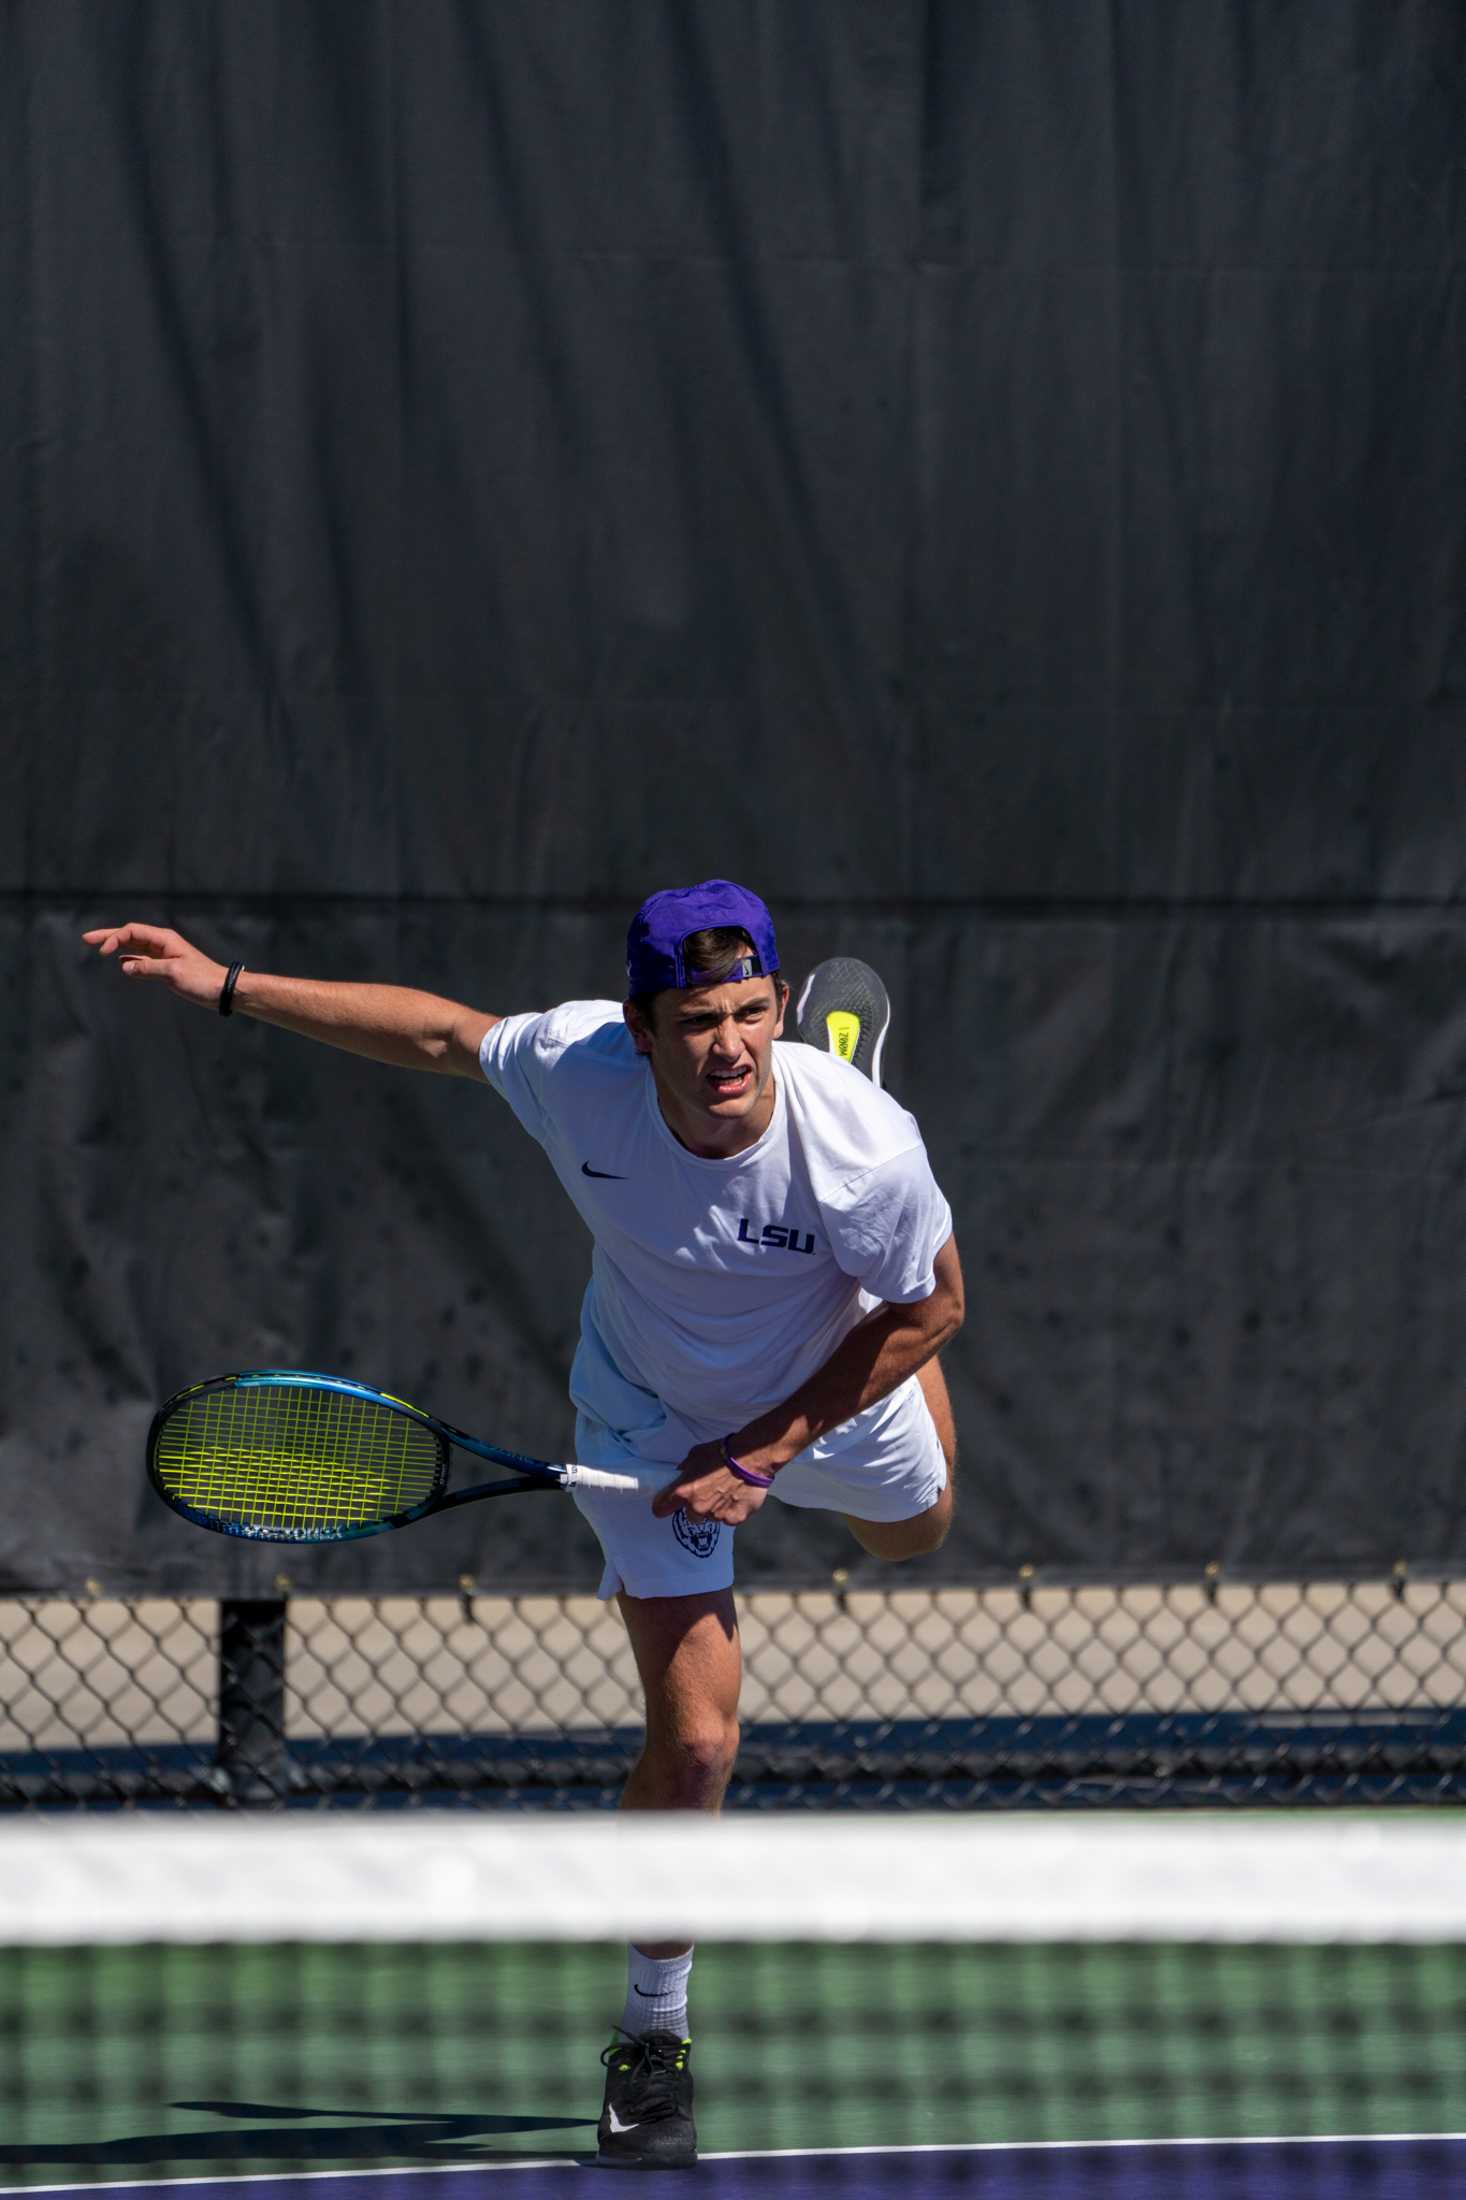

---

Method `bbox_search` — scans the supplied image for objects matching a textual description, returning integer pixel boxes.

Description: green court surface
[6,1938,1466,2185]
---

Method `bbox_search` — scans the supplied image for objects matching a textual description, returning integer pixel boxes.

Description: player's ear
[772,978,789,1037]
[624,998,655,1057]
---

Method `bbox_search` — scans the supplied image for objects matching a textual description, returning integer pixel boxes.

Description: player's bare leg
[599,1587,739,2169]
[617,1584,742,1818]
[842,1355,956,1561]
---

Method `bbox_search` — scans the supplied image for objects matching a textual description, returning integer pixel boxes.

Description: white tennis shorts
[571,1374,948,1602]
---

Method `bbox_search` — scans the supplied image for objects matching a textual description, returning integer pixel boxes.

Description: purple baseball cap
[626,879,780,997]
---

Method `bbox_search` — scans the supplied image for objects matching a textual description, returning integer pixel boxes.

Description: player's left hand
[652,1439,772,1527]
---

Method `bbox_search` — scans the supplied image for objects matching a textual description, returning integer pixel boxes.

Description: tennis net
[3,1815,1465,2194]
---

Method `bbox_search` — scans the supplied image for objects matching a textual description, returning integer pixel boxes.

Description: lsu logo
[673,1508,722,1558]
[736,1217,816,1255]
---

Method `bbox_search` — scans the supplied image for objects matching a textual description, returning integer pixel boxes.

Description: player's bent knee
[909,1506,952,1557]
[843,1477,953,1562]
[893,1492,953,1560]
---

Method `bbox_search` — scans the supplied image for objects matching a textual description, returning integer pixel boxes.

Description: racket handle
[563,1461,663,1495]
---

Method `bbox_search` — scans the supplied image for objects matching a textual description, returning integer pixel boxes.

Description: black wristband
[218,962,244,1017]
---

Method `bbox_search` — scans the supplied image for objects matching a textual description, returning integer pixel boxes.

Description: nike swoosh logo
[582,1162,629,1179]
[607,2108,642,2134]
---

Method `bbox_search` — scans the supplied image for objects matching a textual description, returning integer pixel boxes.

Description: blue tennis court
[12,2137,1466,2197]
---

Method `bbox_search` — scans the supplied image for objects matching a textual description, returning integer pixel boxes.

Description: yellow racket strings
[154,1385,441,1529]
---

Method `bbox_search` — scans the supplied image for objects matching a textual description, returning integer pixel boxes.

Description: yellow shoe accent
[824,1010,862,1062]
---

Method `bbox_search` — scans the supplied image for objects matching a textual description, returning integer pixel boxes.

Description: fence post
[217,1597,289,1802]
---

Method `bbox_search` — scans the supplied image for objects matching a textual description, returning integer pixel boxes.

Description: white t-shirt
[478,1001,953,1465]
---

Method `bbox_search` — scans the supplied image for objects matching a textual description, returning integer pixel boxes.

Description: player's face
[627,973,788,1156]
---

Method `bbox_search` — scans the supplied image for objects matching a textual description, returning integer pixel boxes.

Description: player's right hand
[81,923,230,1011]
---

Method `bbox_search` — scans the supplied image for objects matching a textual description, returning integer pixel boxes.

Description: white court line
[706,2130,1466,2159]
[0,2164,560,2197]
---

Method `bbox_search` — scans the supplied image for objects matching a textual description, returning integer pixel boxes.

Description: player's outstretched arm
[82,922,498,1078]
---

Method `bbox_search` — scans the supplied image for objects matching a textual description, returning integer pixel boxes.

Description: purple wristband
[721,1438,774,1489]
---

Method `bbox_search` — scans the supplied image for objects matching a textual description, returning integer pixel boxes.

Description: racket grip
[563,1462,662,1495]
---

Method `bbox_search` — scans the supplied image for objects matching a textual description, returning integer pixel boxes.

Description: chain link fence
[3,1574,1465,1810]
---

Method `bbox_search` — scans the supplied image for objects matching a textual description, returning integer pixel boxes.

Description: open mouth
[707,1067,753,1099]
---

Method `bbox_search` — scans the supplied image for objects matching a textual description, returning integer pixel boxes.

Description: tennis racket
[148,1370,662,1544]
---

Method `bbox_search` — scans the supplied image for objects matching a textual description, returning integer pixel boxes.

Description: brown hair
[630,926,787,1024]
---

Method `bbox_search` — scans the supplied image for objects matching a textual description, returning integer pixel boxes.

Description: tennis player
[84,881,962,2171]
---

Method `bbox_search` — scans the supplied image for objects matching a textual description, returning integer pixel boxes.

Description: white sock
[621,1944,693,2040]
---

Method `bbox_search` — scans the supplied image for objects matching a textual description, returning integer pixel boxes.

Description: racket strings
[154,1386,443,1530]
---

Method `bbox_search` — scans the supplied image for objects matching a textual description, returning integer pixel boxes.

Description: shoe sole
[595,2145,698,2171]
[794,957,891,1089]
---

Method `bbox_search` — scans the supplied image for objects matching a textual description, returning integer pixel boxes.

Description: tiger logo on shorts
[672,1507,722,1558]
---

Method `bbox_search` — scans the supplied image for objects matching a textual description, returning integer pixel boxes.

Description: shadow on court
[0,2096,596,2174]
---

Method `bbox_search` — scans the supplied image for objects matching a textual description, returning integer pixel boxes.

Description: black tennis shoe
[795,957,891,1088]
[596,2030,697,2171]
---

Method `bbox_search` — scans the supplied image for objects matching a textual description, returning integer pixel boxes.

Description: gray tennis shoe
[795,957,892,1088]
